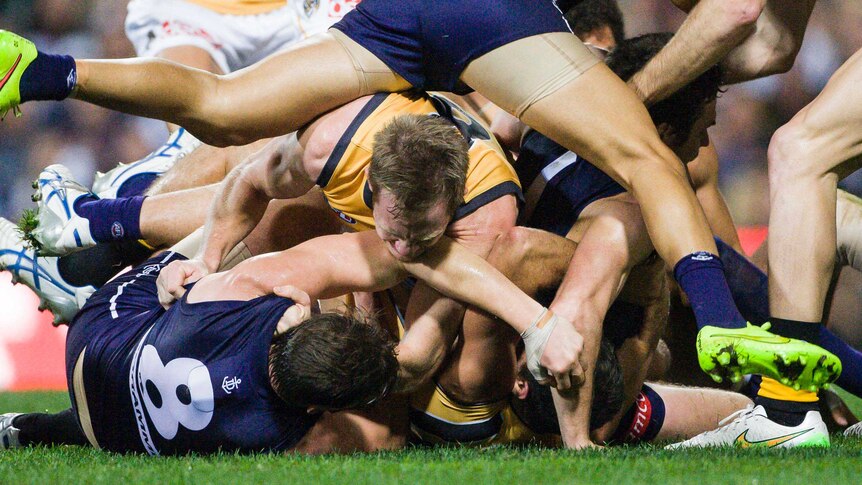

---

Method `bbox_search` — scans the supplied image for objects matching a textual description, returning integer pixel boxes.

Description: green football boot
[0,30,37,119]
[697,322,842,391]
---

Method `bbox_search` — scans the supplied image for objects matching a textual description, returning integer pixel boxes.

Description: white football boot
[844,420,862,438]
[665,405,829,449]
[0,413,23,449]
[29,164,98,256]
[0,217,94,325]
[92,128,201,199]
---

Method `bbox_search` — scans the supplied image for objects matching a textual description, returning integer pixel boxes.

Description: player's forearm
[199,167,270,271]
[612,270,669,432]
[629,0,760,105]
[393,283,466,393]
[554,308,601,448]
[691,144,744,253]
[552,387,595,449]
[401,237,544,333]
[549,221,632,328]
[698,185,744,253]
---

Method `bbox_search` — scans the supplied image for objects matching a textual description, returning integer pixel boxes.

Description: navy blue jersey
[66,252,318,455]
[332,0,571,93]
[517,129,626,237]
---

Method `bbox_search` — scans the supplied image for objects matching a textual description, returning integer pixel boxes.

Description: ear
[656,122,676,145]
[513,378,530,400]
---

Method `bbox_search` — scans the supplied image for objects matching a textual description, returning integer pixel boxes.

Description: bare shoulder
[298,95,376,179]
[186,266,263,303]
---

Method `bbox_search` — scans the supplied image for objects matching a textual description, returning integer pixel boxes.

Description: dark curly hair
[560,0,625,46]
[606,32,723,139]
[269,311,398,410]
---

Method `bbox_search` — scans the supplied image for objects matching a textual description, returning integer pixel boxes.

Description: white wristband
[521,308,558,381]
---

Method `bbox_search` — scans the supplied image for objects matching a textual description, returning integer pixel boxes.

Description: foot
[0,30,37,119]
[29,164,97,256]
[0,413,23,449]
[697,322,841,391]
[92,128,202,199]
[0,217,95,325]
[666,405,829,449]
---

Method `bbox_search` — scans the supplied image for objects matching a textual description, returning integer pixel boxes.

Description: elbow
[393,345,441,393]
[720,0,765,34]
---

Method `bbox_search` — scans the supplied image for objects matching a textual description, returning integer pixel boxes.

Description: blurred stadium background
[1,0,862,390]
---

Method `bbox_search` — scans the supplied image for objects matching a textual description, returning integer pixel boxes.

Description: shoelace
[718,405,756,427]
[691,405,757,442]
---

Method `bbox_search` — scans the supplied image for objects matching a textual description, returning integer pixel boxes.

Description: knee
[767,121,817,186]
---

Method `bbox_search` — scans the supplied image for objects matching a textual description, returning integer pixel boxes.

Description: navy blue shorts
[332,0,571,93]
[518,130,626,237]
[65,251,187,445]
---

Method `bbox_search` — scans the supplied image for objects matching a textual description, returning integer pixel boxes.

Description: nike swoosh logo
[0,53,23,93]
[735,428,813,448]
[710,333,791,344]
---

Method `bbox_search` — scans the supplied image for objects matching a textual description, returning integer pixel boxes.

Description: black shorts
[331,0,571,93]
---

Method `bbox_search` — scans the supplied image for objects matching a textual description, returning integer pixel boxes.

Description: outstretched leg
[768,48,862,324]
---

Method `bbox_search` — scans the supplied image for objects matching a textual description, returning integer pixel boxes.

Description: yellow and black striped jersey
[316,91,522,231]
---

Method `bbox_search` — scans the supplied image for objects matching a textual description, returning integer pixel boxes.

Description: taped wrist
[521,308,558,381]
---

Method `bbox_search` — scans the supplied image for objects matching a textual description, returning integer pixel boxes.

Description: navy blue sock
[18,52,76,102]
[673,251,746,330]
[74,195,146,243]
[771,317,862,397]
[714,237,770,324]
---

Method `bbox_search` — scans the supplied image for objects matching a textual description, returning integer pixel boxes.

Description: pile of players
[2,0,862,454]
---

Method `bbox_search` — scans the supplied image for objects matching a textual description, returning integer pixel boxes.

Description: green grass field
[2,390,862,484]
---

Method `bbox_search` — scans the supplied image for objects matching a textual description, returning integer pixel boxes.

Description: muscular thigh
[461,32,599,119]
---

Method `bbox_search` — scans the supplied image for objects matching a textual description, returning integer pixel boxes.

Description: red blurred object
[737,225,768,257]
[0,272,67,391]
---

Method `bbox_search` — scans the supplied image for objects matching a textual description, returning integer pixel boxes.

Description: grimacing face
[372,188,451,261]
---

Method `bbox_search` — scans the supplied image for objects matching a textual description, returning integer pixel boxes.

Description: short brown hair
[269,311,398,409]
[369,114,469,220]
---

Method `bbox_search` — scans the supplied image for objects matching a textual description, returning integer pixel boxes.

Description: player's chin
[386,244,425,263]
[389,247,424,262]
